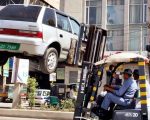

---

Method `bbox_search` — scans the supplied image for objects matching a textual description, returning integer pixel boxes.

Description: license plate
[0,42,20,50]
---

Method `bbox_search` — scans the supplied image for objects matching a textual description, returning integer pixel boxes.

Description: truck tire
[40,48,58,74]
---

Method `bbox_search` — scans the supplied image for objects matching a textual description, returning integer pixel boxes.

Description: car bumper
[0,35,46,56]
[35,99,45,104]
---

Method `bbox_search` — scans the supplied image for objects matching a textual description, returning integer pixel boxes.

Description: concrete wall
[148,0,150,45]
[44,0,60,9]
[61,0,85,23]
[24,0,60,9]
[65,66,81,84]
[24,0,84,22]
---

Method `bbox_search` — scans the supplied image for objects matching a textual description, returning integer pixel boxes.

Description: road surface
[1,117,53,120]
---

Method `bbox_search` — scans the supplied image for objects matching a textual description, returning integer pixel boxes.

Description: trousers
[101,93,128,110]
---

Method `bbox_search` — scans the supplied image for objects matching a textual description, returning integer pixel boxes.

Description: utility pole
[140,26,143,54]
[1,66,5,93]
[12,57,22,108]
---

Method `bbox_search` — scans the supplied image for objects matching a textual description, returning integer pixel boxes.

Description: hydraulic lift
[73,24,149,120]
[73,24,107,119]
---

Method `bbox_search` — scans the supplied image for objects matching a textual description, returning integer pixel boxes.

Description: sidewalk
[0,103,12,108]
[0,108,74,120]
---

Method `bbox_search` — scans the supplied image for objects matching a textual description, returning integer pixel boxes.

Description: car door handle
[60,34,63,38]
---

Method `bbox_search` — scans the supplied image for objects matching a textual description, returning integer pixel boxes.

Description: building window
[69,71,78,83]
[106,30,124,51]
[86,0,102,25]
[107,0,124,25]
[107,0,124,5]
[128,26,147,51]
[142,28,147,50]
[129,0,147,24]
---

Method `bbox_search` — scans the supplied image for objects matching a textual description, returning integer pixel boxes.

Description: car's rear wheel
[40,48,58,74]
[0,54,8,66]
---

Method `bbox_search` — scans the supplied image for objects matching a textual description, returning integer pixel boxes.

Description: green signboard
[0,42,20,50]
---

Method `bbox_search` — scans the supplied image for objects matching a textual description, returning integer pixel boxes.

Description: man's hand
[104,84,113,88]
[104,84,111,87]
[104,86,114,92]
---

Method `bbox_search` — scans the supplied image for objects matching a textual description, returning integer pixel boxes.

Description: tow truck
[73,24,149,120]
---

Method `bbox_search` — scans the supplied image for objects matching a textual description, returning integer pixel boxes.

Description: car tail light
[0,28,43,38]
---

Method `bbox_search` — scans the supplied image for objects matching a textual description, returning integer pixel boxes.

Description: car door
[42,8,57,44]
[56,12,73,60]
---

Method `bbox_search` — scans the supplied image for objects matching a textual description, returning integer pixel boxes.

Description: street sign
[17,59,29,84]
[11,57,29,84]
[49,73,56,82]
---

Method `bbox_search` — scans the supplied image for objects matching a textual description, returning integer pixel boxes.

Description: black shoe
[91,106,100,116]
[98,108,109,119]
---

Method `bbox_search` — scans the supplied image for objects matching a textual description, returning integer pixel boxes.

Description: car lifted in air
[0,4,80,74]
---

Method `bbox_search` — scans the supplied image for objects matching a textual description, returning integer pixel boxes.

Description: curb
[0,109,74,120]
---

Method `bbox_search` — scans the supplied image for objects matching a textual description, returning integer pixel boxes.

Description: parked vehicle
[44,96,59,107]
[35,89,50,104]
[0,85,7,102]
[5,84,27,103]
[0,4,80,73]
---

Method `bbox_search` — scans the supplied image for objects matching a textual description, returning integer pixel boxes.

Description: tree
[27,77,38,109]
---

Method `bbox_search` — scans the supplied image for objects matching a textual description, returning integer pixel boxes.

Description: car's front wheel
[0,54,8,66]
[40,48,58,74]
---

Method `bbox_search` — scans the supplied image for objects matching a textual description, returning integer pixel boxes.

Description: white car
[35,89,50,105]
[0,4,80,73]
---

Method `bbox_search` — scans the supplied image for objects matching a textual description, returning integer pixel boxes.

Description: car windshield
[36,91,42,96]
[43,91,50,96]
[0,5,41,22]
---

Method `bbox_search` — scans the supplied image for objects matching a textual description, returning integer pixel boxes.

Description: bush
[60,99,75,111]
[27,77,38,109]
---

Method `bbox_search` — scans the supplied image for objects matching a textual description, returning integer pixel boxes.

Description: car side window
[70,18,80,35]
[56,13,72,33]
[43,8,55,27]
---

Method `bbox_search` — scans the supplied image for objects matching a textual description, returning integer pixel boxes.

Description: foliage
[27,77,38,109]
[60,99,75,111]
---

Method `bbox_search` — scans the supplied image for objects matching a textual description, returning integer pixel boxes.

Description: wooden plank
[67,39,77,65]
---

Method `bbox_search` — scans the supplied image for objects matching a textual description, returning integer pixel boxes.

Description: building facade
[0,0,60,9]
[60,0,85,23]
[85,0,149,52]
[0,0,148,52]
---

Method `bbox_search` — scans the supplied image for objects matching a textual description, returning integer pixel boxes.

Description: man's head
[123,69,132,80]
[133,69,139,80]
[113,72,120,79]
[116,72,120,79]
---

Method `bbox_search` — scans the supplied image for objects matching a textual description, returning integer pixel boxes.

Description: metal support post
[138,59,148,120]
[73,62,90,120]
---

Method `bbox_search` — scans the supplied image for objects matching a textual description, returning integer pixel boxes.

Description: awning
[95,52,149,65]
